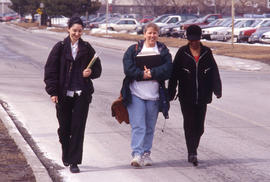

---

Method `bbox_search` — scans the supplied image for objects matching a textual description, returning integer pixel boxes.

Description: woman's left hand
[83,68,92,77]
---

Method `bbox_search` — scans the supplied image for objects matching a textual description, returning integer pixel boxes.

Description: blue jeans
[127,94,159,157]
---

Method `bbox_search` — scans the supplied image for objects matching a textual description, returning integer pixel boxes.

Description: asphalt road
[0,23,270,182]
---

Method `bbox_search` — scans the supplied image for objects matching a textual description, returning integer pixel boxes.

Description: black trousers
[56,93,89,164]
[180,103,207,155]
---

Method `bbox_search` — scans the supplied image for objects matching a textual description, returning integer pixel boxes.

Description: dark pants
[180,103,207,155]
[56,93,89,164]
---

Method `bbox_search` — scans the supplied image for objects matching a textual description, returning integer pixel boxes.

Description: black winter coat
[44,36,102,103]
[168,43,222,105]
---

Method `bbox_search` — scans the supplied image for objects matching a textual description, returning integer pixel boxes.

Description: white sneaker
[143,153,153,166]
[131,155,142,167]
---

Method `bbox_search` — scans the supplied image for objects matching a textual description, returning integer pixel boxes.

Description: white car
[155,15,182,27]
[105,18,139,32]
[51,15,69,27]
[202,18,232,40]
[259,30,270,44]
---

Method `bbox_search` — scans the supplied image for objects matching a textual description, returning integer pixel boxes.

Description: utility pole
[214,0,217,14]
[106,0,109,34]
[1,0,4,15]
[231,0,235,47]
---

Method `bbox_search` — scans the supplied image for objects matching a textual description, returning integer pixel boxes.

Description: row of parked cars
[0,13,20,22]
[201,17,270,44]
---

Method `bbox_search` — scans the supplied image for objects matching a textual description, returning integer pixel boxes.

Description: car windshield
[183,18,197,24]
[261,20,270,27]
[152,15,169,23]
[221,19,233,26]
[161,17,170,23]
[194,17,204,23]
[207,19,220,26]
[234,20,251,28]
[250,19,263,27]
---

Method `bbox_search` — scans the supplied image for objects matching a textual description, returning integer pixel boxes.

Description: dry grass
[0,119,36,182]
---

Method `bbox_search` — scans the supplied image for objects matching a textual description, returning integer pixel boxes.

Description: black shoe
[188,154,198,166]
[70,164,80,173]
[63,162,69,167]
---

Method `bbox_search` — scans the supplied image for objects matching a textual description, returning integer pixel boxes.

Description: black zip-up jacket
[168,43,222,105]
[44,36,102,103]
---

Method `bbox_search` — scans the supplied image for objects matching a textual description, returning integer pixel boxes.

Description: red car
[139,15,155,24]
[238,28,257,42]
[181,14,222,30]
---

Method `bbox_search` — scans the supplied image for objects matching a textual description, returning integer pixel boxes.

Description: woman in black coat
[44,16,102,173]
[168,25,221,166]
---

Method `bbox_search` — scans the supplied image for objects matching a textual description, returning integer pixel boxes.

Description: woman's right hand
[51,96,58,103]
[143,66,152,80]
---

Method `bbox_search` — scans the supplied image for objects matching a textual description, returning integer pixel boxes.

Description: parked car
[201,18,232,40]
[170,18,197,38]
[156,14,198,28]
[50,15,69,27]
[159,21,182,37]
[139,15,155,23]
[1,13,19,22]
[248,26,270,43]
[88,16,107,29]
[181,14,222,30]
[155,15,183,27]
[106,18,139,32]
[159,15,198,37]
[259,30,270,44]
[98,17,121,29]
[239,19,270,42]
[136,14,172,34]
[210,18,254,41]
[228,18,270,42]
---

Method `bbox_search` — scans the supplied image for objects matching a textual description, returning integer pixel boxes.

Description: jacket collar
[136,40,166,54]
[184,42,209,61]
[63,36,88,61]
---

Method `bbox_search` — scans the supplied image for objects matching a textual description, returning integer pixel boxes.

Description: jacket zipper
[182,68,190,73]
[204,67,211,74]
[184,50,208,104]
[65,61,73,89]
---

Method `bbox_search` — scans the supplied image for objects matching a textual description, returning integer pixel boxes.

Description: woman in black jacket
[168,25,221,166]
[44,16,102,173]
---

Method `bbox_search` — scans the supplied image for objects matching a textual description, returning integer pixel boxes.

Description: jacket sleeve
[168,48,181,101]
[123,45,144,80]
[150,47,173,81]
[44,42,62,96]
[210,51,222,98]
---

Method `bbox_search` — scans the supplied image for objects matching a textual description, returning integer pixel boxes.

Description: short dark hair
[186,25,202,41]
[68,16,84,29]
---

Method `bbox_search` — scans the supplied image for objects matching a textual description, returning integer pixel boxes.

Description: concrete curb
[0,104,53,182]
